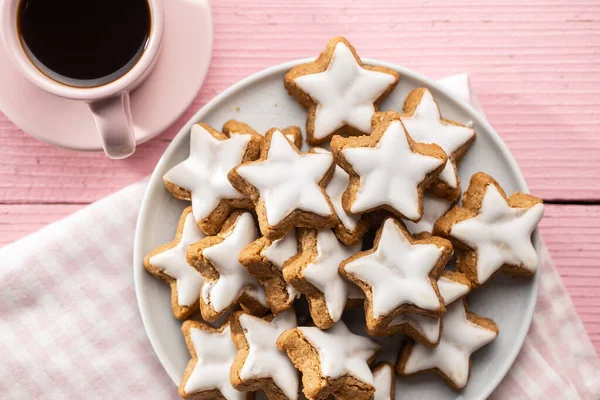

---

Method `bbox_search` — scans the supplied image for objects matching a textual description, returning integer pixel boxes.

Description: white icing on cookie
[261,229,300,299]
[450,185,544,284]
[329,167,359,232]
[373,364,394,400]
[238,310,299,400]
[299,321,379,384]
[294,42,396,140]
[342,120,444,220]
[229,128,297,147]
[184,324,243,400]
[303,229,362,323]
[401,90,475,189]
[438,276,470,305]
[402,302,497,389]
[284,133,299,146]
[388,276,470,343]
[149,212,206,306]
[202,212,267,312]
[391,314,440,344]
[236,130,334,226]
[314,148,360,232]
[164,124,251,224]
[403,193,452,235]
[262,229,297,269]
[343,219,446,317]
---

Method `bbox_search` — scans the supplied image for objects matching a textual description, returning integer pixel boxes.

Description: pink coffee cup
[0,0,164,159]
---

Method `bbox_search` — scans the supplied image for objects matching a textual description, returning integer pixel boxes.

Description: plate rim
[133,57,540,399]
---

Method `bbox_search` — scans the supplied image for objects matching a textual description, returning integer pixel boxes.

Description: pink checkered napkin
[0,181,176,399]
[1,77,598,399]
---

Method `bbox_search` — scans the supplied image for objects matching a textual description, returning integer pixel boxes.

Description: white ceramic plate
[134,59,540,400]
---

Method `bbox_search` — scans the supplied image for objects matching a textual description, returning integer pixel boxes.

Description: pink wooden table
[1,1,599,353]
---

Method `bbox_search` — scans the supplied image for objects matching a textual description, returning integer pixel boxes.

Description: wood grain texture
[0,204,84,244]
[539,205,600,354]
[0,1,598,353]
[1,0,599,202]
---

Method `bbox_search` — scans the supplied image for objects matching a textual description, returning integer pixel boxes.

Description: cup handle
[88,93,136,159]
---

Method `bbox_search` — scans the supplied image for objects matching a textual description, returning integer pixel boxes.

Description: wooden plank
[0,204,84,245]
[1,202,599,353]
[539,204,600,354]
[1,0,600,203]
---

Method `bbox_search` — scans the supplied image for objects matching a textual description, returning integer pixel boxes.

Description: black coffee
[18,0,151,87]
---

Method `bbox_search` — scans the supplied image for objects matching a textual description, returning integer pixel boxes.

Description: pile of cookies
[144,37,545,400]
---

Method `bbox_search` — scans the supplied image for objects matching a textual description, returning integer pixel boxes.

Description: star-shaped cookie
[144,206,206,319]
[397,300,498,390]
[400,88,476,201]
[283,228,363,329]
[403,192,453,239]
[369,270,471,347]
[331,111,447,222]
[223,120,304,149]
[179,320,250,400]
[372,363,395,400]
[277,320,380,400]
[284,36,399,145]
[434,172,544,287]
[228,128,336,240]
[239,229,300,314]
[163,123,263,235]
[230,310,300,400]
[186,211,268,321]
[340,217,452,331]
[311,148,371,245]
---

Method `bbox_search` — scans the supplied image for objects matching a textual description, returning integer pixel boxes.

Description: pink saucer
[0,0,213,151]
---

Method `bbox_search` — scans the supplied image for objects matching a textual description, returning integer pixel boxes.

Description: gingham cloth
[1,77,599,400]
